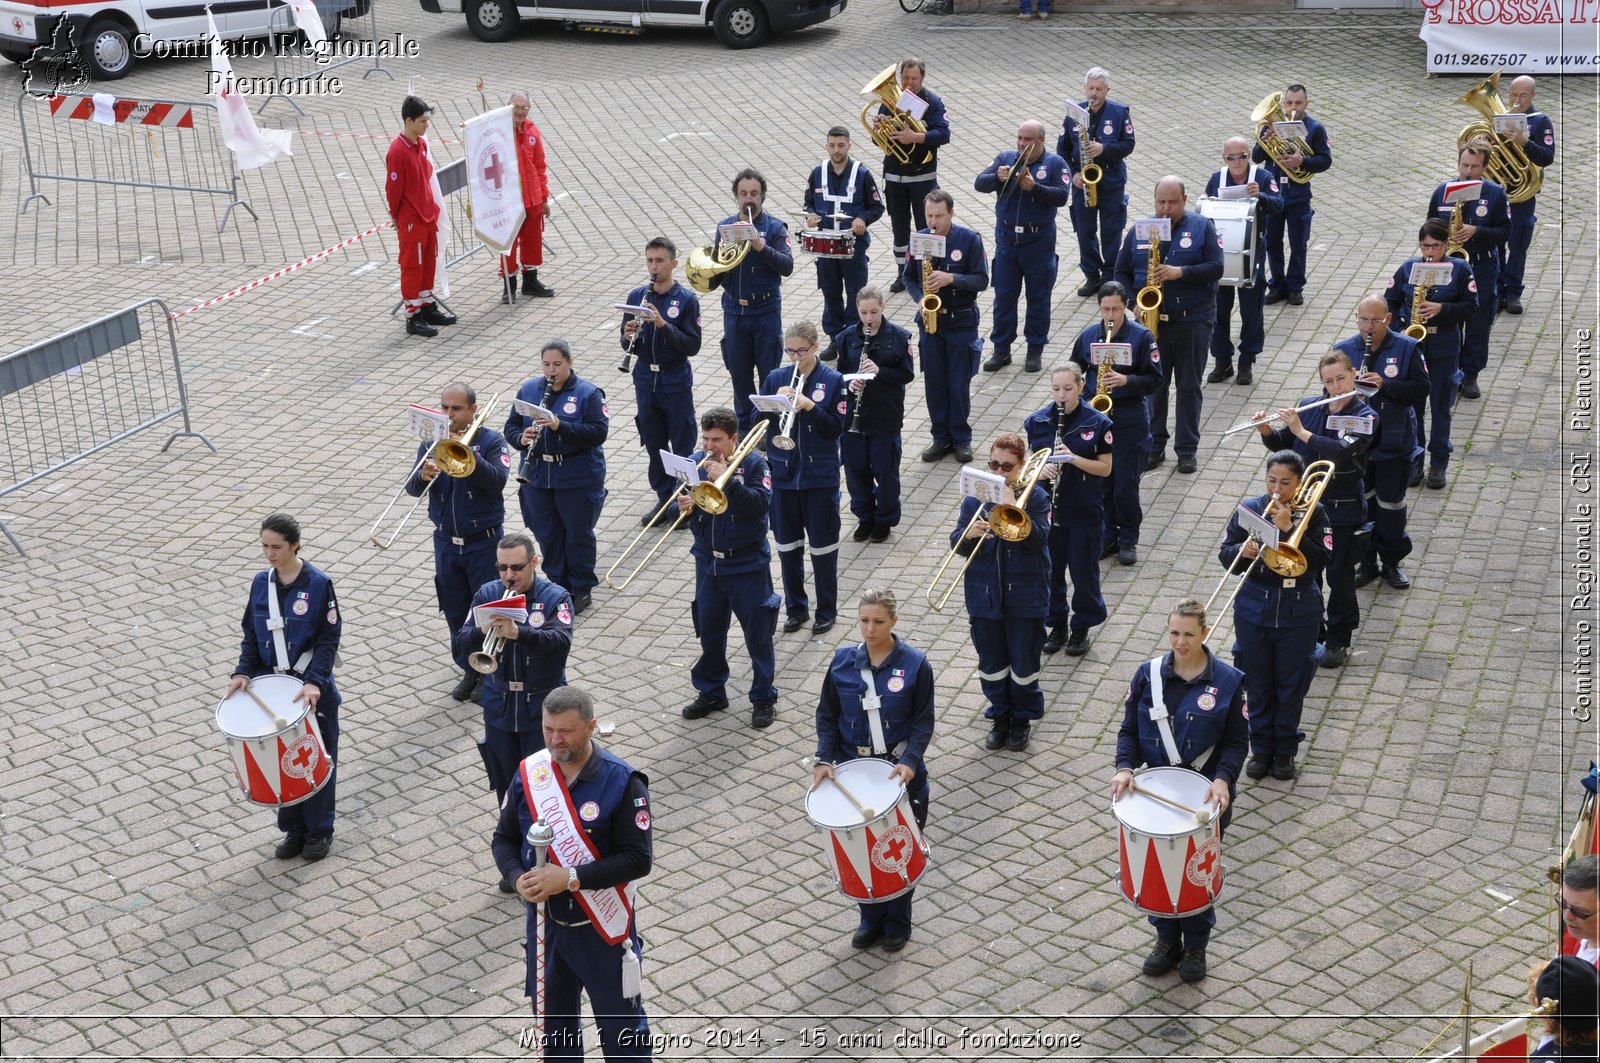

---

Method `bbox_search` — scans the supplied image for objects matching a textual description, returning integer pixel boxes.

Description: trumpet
[770,365,807,451]
[1218,384,1379,437]
[1079,118,1101,208]
[618,280,652,373]
[469,625,505,675]
[920,255,941,334]
[1135,232,1162,339]
[1404,278,1433,342]
[369,393,500,550]
[1089,324,1114,414]
[925,448,1052,611]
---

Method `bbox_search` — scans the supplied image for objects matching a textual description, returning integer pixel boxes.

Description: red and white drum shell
[215,674,333,808]
[799,228,858,260]
[1111,766,1223,918]
[804,758,929,903]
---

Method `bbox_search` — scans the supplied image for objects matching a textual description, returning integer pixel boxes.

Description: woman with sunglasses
[951,431,1052,752]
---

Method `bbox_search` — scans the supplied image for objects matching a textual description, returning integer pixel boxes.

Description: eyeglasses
[1223,153,1248,161]
[988,460,1017,472]
[1557,894,1598,921]
[784,346,812,356]
[1419,241,1445,251]
[497,561,530,573]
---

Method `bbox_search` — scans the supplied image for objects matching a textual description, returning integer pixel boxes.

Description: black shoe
[1286,292,1304,306]
[1426,466,1447,490]
[851,926,882,949]
[1382,564,1411,590]
[1245,753,1270,780]
[1178,947,1208,982]
[1023,351,1043,373]
[1459,376,1481,400]
[1264,290,1287,305]
[783,612,811,634]
[1505,295,1524,314]
[853,521,875,542]
[643,505,675,528]
[1270,755,1297,781]
[499,873,517,894]
[419,304,457,327]
[920,442,954,462]
[470,680,484,705]
[500,277,517,305]
[812,617,835,635]
[275,835,305,859]
[1076,276,1101,297]
[984,720,1010,751]
[451,673,479,702]
[526,271,555,298]
[1142,940,1183,977]
[1146,451,1167,471]
[869,525,891,543]
[302,836,332,861]
[406,315,439,338]
[1042,623,1069,655]
[1176,456,1198,474]
[751,702,775,729]
[1236,365,1253,386]
[1206,364,1234,384]
[1005,721,1031,751]
[572,591,592,615]
[982,351,1012,372]
[1353,561,1380,588]
[1409,460,1424,489]
[682,693,729,720]
[1100,540,1119,561]
[1320,644,1347,669]
[1118,545,1138,566]
[953,444,974,464]
[1064,630,1091,657]
[880,932,910,953]
[888,278,907,294]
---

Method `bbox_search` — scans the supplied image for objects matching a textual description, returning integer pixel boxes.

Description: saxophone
[1089,323,1114,413]
[1444,201,1469,260]
[1404,276,1432,342]
[920,254,941,334]
[1135,235,1163,339]
[1079,119,1101,209]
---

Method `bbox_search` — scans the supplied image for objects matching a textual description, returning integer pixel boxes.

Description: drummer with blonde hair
[1111,597,1245,983]
[813,588,936,953]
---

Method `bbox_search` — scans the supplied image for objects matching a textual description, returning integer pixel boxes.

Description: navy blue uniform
[708,210,794,436]
[1071,314,1160,547]
[492,746,652,1061]
[760,360,846,627]
[816,637,936,938]
[1259,393,1376,652]
[1428,179,1510,382]
[1385,255,1477,472]
[1219,493,1330,761]
[1057,99,1135,283]
[234,563,342,840]
[1503,111,1555,302]
[453,576,573,799]
[903,224,990,449]
[405,424,510,678]
[877,87,951,261]
[1250,114,1332,297]
[622,280,701,507]
[1025,401,1111,636]
[1113,211,1225,461]
[803,159,884,341]
[1335,329,1429,569]
[953,485,1052,724]
[833,320,915,529]
[687,448,780,707]
[1116,649,1247,949]
[1204,165,1284,372]
[975,148,1070,355]
[507,374,609,597]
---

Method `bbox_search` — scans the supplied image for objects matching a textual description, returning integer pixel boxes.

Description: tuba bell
[1456,71,1542,205]
[859,64,931,167]
[1250,91,1314,185]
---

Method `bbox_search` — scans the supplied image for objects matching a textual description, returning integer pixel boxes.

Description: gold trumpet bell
[434,438,478,478]
[987,503,1032,542]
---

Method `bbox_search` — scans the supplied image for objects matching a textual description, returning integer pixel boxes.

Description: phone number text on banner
[1419,0,1600,74]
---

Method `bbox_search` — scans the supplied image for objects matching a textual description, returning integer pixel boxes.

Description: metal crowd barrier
[0,299,217,557]
[17,91,258,233]
[257,0,394,116]
[388,158,487,316]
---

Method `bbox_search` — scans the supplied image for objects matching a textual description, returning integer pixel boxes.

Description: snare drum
[1111,766,1223,918]
[800,228,858,260]
[805,758,929,902]
[215,675,333,808]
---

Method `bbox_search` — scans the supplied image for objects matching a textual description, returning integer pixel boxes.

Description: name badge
[1327,414,1374,435]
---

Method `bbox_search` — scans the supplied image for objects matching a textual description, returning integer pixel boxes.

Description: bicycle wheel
[899,0,924,13]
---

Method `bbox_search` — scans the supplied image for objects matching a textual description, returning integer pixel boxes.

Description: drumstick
[242,685,288,730]
[827,775,876,819]
[1130,781,1213,826]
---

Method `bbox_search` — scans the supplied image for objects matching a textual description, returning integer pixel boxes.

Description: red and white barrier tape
[167,220,394,321]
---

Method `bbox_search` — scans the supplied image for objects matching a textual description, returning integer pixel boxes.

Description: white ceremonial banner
[464,106,525,255]
[1419,2,1600,74]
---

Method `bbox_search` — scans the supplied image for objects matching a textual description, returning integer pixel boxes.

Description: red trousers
[399,220,439,315]
[499,208,545,276]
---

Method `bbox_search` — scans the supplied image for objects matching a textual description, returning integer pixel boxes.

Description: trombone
[605,420,770,591]
[369,393,501,550]
[925,448,1052,611]
[770,365,806,451]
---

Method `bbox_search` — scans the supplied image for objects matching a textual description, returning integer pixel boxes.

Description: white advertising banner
[1419,0,1600,74]
[464,106,526,254]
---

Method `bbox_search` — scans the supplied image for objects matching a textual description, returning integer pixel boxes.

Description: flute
[1218,383,1379,438]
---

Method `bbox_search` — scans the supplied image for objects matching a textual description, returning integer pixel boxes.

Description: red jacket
[386,133,440,227]
[515,118,548,209]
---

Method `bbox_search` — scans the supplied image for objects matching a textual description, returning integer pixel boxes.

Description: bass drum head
[215,674,306,739]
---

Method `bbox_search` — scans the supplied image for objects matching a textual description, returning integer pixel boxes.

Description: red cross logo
[881,835,907,864]
[292,744,315,770]
[1195,847,1217,879]
[481,150,505,190]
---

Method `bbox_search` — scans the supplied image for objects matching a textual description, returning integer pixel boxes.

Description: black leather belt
[710,543,758,560]
[735,291,777,307]
[444,526,500,546]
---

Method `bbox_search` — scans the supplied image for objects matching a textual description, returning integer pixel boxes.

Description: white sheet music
[662,450,701,485]
[1237,503,1280,550]
[1271,120,1308,142]
[1090,342,1132,367]
[1133,217,1172,242]
[512,397,556,423]
[1408,261,1455,287]
[749,394,794,415]
[908,232,947,260]
[1216,183,1251,201]
[406,404,450,441]
[959,466,1006,504]
[1062,101,1089,130]
[896,89,928,120]
[1442,180,1484,206]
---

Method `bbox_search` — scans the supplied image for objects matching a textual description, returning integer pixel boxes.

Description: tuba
[686,206,754,294]
[1456,71,1542,205]
[859,64,931,167]
[1250,91,1314,185]
[1135,233,1162,339]
[920,254,941,334]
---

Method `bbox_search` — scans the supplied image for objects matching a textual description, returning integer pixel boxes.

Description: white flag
[464,106,524,254]
[286,0,328,50]
[429,159,452,298]
[207,10,292,171]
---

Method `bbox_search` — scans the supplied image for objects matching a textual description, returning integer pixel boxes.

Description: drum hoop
[804,758,907,831]
[215,674,313,740]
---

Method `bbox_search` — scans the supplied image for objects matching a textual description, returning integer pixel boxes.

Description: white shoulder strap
[857,646,887,755]
[265,571,292,672]
[1145,656,1182,765]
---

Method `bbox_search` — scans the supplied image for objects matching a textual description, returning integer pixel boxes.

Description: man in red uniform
[386,96,457,338]
[501,91,555,302]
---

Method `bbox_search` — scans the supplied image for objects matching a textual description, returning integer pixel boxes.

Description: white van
[420,0,845,50]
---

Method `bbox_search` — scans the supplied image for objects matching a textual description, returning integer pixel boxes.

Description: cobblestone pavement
[0,3,1596,1060]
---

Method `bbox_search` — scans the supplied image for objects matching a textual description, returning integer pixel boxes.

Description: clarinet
[1050,402,1068,508]
[514,377,553,484]
[847,327,874,435]
[618,276,652,373]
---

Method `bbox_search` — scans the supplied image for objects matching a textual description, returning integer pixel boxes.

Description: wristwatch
[566,867,580,893]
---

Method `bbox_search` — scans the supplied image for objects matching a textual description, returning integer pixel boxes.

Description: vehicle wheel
[465,0,518,42]
[712,0,767,48]
[81,18,133,79]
